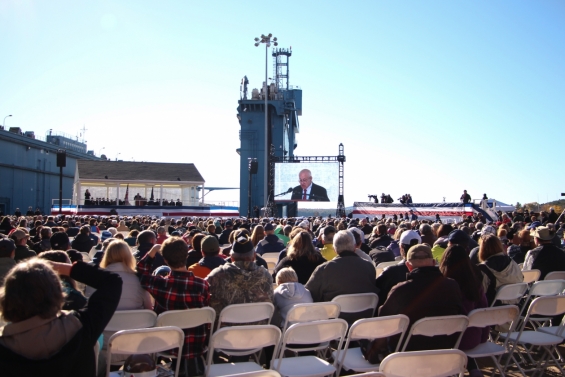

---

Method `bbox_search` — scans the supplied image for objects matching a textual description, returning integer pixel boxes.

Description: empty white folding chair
[544,271,565,280]
[281,302,340,331]
[464,305,520,377]
[376,261,397,277]
[518,280,565,328]
[217,302,275,329]
[229,371,282,377]
[205,325,281,377]
[401,315,469,352]
[261,252,280,266]
[105,309,157,332]
[333,315,410,375]
[273,319,349,377]
[379,349,467,377]
[156,307,216,375]
[490,282,529,306]
[522,269,541,284]
[106,326,184,377]
[331,292,379,319]
[104,309,157,366]
[216,302,275,361]
[499,295,565,377]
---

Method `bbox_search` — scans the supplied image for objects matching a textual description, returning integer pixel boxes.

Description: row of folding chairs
[106,318,469,377]
[486,278,565,377]
[521,269,565,284]
[103,293,378,376]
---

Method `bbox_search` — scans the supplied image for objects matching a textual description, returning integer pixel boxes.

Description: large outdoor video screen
[274,162,339,203]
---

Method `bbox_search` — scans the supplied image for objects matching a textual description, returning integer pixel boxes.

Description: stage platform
[50,204,239,218]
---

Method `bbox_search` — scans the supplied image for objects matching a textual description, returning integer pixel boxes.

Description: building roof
[77,160,205,183]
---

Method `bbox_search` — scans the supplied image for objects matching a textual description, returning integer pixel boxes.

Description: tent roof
[77,160,205,183]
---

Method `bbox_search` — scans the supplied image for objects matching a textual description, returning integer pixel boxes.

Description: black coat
[290,183,330,202]
[0,262,122,377]
[379,266,463,351]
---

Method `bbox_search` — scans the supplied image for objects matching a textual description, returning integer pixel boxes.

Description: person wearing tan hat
[523,226,565,279]
[9,228,36,262]
[379,244,463,351]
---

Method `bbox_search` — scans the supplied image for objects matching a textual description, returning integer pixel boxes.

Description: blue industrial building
[237,47,302,217]
[0,127,99,215]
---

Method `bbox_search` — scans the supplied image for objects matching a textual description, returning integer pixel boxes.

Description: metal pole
[59,166,63,214]
[248,169,252,218]
[3,115,12,129]
[264,43,268,208]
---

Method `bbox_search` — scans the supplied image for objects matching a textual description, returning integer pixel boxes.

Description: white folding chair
[273,319,349,377]
[499,295,565,377]
[518,279,565,329]
[490,282,529,306]
[216,302,275,361]
[464,305,520,377]
[156,307,216,376]
[345,373,386,377]
[103,310,157,366]
[281,302,340,331]
[522,269,541,284]
[401,315,469,352]
[331,292,379,319]
[106,326,184,377]
[217,302,275,329]
[379,349,467,377]
[544,271,565,280]
[205,325,281,377]
[104,309,157,332]
[262,252,279,273]
[333,315,410,375]
[376,261,397,277]
[229,371,282,377]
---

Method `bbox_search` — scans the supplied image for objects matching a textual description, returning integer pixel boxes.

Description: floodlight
[274,42,278,46]
[268,33,272,37]
[255,43,260,47]
[273,37,277,41]
[254,37,259,41]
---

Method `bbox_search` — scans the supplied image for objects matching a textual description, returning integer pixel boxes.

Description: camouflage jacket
[205,260,273,323]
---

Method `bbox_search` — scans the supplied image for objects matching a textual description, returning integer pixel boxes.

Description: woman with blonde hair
[250,225,266,247]
[99,240,152,310]
[116,220,129,232]
[273,231,325,284]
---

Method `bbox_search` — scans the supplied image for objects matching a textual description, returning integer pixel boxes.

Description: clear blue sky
[1,1,564,207]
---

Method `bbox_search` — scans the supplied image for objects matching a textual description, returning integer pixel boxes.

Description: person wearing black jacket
[0,259,122,377]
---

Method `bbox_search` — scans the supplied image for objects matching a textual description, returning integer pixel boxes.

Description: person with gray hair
[305,230,378,323]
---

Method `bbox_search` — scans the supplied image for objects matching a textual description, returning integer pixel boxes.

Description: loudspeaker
[56,150,66,167]
[249,159,258,174]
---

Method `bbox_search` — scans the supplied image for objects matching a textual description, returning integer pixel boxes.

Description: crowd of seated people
[0,208,564,376]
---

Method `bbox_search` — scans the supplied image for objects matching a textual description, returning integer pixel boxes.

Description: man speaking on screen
[290,169,330,201]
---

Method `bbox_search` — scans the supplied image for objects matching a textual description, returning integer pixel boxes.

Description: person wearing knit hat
[205,231,273,322]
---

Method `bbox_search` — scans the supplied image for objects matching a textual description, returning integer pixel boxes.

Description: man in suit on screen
[290,169,330,202]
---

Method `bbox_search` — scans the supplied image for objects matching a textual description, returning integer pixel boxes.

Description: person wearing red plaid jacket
[137,237,210,373]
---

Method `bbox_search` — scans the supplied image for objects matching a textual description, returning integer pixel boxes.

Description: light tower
[237,43,302,216]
